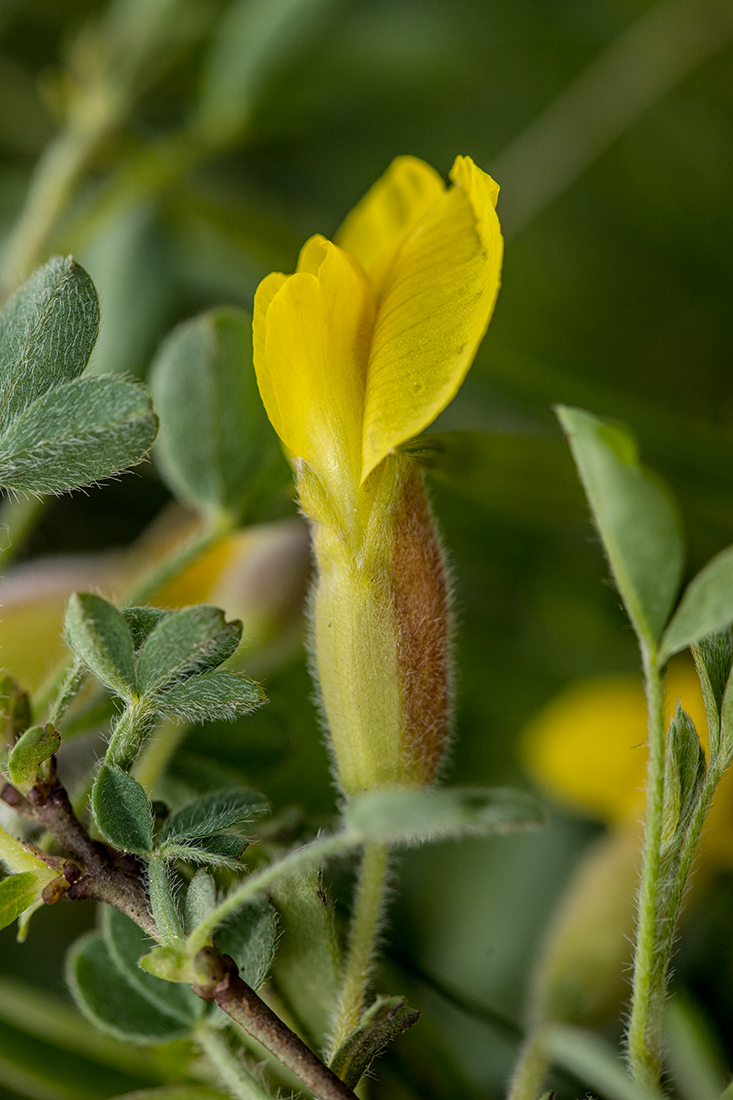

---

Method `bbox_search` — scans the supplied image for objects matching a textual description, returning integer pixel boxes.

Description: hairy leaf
[92,764,153,855]
[214,898,278,990]
[65,593,137,697]
[557,406,684,652]
[330,996,419,1088]
[661,547,733,662]
[7,724,60,787]
[137,606,242,695]
[0,257,98,432]
[161,789,268,843]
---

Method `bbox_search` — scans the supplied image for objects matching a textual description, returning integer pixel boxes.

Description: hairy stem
[328,840,390,1057]
[627,650,666,1089]
[506,1026,549,1100]
[193,951,359,1100]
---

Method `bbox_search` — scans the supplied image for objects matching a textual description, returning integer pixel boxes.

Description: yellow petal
[335,156,446,298]
[361,156,503,482]
[253,235,375,507]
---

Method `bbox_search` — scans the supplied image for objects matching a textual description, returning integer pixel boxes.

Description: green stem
[197,1027,274,1100]
[328,840,390,1058]
[0,494,47,573]
[506,1026,549,1100]
[187,829,362,957]
[627,649,667,1089]
[105,700,156,770]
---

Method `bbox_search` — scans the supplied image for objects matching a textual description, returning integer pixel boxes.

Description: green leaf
[122,606,171,650]
[0,872,39,931]
[67,932,195,1045]
[102,908,202,1024]
[184,870,217,932]
[661,547,733,662]
[153,671,266,722]
[0,256,99,432]
[404,429,586,523]
[691,629,733,755]
[214,898,277,990]
[0,375,157,493]
[107,1091,230,1100]
[0,675,32,746]
[661,706,706,856]
[329,996,420,1089]
[557,406,684,652]
[269,867,342,1048]
[137,606,242,695]
[150,308,278,520]
[7,723,60,787]
[138,946,195,985]
[92,764,154,854]
[545,1023,665,1100]
[161,789,268,844]
[65,593,137,697]
[345,786,546,847]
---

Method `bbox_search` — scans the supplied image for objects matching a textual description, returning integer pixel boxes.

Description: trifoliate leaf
[64,593,137,698]
[91,764,153,855]
[137,606,242,695]
[557,406,684,653]
[0,257,98,432]
[0,375,157,494]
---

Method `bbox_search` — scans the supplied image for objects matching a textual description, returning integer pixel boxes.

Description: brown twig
[193,948,360,1100]
[0,777,158,939]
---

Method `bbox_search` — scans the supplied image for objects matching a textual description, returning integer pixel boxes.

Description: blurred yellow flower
[523,662,733,866]
[253,156,503,792]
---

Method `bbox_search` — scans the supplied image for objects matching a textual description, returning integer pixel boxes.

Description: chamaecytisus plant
[0,161,547,1100]
[507,407,733,1100]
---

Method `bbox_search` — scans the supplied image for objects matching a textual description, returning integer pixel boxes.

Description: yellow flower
[253,156,503,793]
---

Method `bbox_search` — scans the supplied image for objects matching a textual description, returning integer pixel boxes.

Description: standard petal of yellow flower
[361,156,503,482]
[335,156,446,298]
[523,664,708,825]
[253,236,375,509]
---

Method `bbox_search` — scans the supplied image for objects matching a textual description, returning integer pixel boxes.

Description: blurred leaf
[405,429,586,523]
[102,908,202,1024]
[665,994,727,1100]
[330,996,419,1089]
[346,786,546,847]
[0,871,39,931]
[195,0,335,144]
[214,897,277,990]
[160,789,268,843]
[0,374,157,494]
[108,1091,229,1100]
[153,670,266,722]
[67,932,195,1045]
[7,723,60,787]
[92,764,154,854]
[65,593,137,698]
[557,406,685,652]
[269,868,343,1047]
[0,675,32,746]
[546,1023,665,1100]
[137,606,242,695]
[661,547,733,662]
[0,257,98,431]
[150,308,280,522]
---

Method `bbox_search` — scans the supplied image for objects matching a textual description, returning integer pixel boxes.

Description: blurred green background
[1,1,733,1097]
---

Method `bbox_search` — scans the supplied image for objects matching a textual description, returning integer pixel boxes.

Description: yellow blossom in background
[523,662,733,866]
[253,156,503,793]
